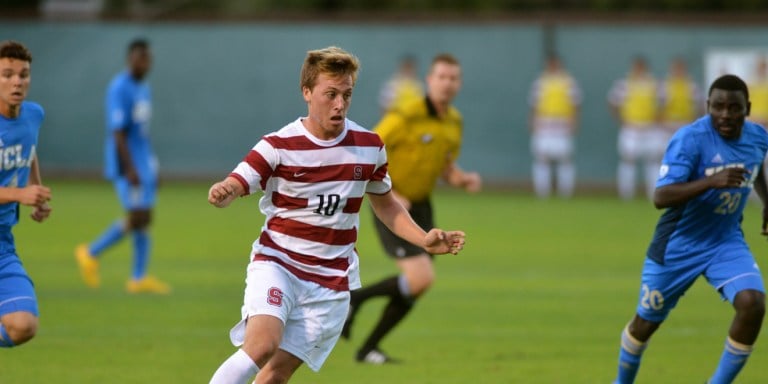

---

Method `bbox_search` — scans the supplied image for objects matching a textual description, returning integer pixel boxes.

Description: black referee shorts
[372,199,434,259]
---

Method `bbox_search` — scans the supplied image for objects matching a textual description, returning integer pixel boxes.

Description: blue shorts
[114,177,156,210]
[635,241,764,323]
[0,231,39,317]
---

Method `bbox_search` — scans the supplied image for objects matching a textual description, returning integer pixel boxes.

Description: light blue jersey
[104,70,156,183]
[0,101,43,319]
[636,115,768,322]
[647,115,768,264]
[0,102,42,228]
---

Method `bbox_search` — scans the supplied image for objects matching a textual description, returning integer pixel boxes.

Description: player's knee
[242,339,281,367]
[5,317,38,345]
[128,211,151,230]
[734,290,766,320]
[408,270,435,297]
[629,315,660,342]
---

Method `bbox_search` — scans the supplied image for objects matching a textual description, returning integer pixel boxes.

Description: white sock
[210,349,260,384]
[556,162,575,198]
[618,161,636,200]
[533,161,551,198]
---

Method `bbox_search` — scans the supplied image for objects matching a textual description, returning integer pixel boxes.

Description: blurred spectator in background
[76,38,170,294]
[378,54,423,114]
[528,53,582,198]
[749,55,768,128]
[608,56,662,200]
[659,57,702,143]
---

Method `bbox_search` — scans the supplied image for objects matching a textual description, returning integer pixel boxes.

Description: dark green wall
[2,21,767,185]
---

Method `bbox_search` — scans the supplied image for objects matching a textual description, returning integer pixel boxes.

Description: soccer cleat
[75,244,100,288]
[126,275,171,294]
[356,348,401,365]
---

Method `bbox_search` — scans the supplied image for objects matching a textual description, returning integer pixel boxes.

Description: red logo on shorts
[267,287,284,307]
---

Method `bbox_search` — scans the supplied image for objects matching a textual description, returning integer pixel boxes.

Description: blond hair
[300,46,360,91]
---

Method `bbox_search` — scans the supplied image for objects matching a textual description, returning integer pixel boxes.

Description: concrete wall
[2,21,766,186]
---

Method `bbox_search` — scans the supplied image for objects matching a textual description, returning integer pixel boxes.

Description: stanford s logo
[267,287,284,307]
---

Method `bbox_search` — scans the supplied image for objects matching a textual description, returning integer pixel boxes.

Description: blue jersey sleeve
[657,129,699,188]
[106,81,129,132]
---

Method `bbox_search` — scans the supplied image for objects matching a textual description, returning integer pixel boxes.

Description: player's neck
[0,102,20,119]
[301,118,343,141]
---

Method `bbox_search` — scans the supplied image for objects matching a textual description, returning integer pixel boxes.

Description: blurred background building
[3,0,768,191]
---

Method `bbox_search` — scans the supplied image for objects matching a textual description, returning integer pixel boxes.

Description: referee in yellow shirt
[342,53,481,364]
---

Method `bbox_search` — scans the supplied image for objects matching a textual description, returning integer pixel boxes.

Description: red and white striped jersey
[229,118,392,291]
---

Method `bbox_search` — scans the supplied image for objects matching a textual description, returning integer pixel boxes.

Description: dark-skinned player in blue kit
[613,74,768,384]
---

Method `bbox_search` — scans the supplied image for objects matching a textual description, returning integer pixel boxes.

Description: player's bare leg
[242,315,285,368]
[210,315,283,383]
[613,314,660,384]
[397,254,435,297]
[254,349,303,384]
[708,289,765,383]
[0,312,38,346]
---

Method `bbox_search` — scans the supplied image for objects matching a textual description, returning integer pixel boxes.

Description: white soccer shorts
[228,261,350,372]
[618,125,667,161]
[531,119,574,161]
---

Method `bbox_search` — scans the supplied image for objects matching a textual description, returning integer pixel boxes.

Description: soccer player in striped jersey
[528,53,582,198]
[0,40,52,348]
[608,56,663,200]
[76,39,170,294]
[613,75,768,384]
[207,46,465,384]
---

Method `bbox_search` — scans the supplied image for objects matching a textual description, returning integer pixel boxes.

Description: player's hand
[16,185,51,207]
[208,181,236,208]
[423,229,465,255]
[30,202,52,223]
[709,167,750,189]
[463,172,482,194]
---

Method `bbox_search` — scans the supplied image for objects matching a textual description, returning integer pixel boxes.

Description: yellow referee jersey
[374,97,462,202]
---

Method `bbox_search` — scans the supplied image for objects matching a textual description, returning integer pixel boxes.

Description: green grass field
[3,181,768,383]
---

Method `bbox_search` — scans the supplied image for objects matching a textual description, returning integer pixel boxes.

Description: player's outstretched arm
[208,176,245,208]
[368,191,465,255]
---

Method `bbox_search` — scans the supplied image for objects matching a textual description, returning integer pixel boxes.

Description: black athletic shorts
[373,199,434,259]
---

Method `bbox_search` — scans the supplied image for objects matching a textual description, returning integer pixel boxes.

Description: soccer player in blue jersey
[76,38,169,294]
[0,40,52,348]
[613,74,768,384]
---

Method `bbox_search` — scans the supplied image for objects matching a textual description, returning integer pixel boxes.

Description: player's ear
[746,101,751,116]
[302,86,312,103]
